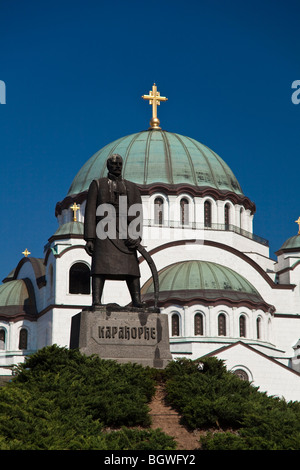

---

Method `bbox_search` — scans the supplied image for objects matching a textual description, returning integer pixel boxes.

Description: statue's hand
[125,237,140,250]
[85,240,94,256]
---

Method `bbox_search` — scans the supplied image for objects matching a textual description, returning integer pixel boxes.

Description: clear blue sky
[0,0,299,281]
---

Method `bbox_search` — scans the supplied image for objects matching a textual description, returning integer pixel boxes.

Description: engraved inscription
[90,311,159,347]
[98,325,156,341]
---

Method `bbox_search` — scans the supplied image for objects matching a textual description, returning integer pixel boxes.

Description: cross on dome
[295,217,300,234]
[142,83,168,129]
[70,203,80,221]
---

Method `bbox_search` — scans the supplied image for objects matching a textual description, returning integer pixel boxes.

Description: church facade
[1,86,300,401]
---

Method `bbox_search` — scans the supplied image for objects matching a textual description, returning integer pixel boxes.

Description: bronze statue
[84,154,145,308]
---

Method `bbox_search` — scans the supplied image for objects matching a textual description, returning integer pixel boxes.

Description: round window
[233,369,249,381]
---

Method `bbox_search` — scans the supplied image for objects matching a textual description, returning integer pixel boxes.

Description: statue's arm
[125,182,143,249]
[84,180,98,255]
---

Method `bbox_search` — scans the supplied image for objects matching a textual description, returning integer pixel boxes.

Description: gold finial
[70,203,80,221]
[142,83,168,129]
[295,217,300,234]
[22,248,31,257]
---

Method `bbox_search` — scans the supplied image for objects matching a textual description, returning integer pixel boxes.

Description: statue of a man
[84,154,145,308]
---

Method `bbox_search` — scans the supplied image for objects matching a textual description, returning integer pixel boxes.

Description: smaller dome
[0,279,37,318]
[278,235,300,252]
[49,222,84,242]
[142,260,273,312]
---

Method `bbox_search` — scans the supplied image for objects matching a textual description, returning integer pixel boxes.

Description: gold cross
[295,217,300,234]
[142,83,168,129]
[70,203,80,221]
[22,248,31,257]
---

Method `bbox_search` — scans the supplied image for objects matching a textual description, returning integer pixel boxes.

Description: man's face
[108,157,123,176]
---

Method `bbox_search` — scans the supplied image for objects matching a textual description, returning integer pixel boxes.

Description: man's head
[107,154,123,177]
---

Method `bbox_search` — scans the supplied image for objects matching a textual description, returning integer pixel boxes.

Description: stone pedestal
[70,306,172,369]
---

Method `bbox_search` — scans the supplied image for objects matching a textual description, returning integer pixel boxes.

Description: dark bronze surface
[84,154,159,310]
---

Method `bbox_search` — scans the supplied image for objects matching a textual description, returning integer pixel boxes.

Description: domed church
[1,84,300,401]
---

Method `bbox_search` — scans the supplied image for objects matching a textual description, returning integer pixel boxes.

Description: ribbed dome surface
[141,260,274,310]
[142,260,259,295]
[279,235,300,252]
[52,222,83,238]
[0,280,29,306]
[0,279,37,316]
[67,130,243,196]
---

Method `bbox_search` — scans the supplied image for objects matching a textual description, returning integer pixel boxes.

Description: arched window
[194,313,203,335]
[19,328,28,350]
[154,197,164,225]
[69,262,91,294]
[204,200,212,228]
[171,314,180,336]
[180,198,189,225]
[224,204,230,230]
[239,315,246,337]
[0,329,5,350]
[218,313,226,336]
[256,317,261,339]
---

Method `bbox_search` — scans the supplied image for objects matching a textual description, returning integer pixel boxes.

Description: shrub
[12,345,155,427]
[102,428,176,450]
[164,357,300,450]
[0,345,175,450]
[3,347,300,450]
[164,357,256,429]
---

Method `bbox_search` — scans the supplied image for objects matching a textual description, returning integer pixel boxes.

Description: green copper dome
[0,280,30,307]
[48,222,84,244]
[278,235,300,252]
[143,260,259,295]
[67,130,243,196]
[0,279,37,317]
[52,222,83,238]
[141,260,272,311]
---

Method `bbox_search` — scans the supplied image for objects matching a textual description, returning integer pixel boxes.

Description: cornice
[55,184,256,216]
[0,311,37,323]
[275,260,300,276]
[142,289,274,313]
[204,341,300,378]
[44,244,87,266]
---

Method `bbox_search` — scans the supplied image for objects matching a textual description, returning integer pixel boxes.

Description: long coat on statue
[84,174,142,278]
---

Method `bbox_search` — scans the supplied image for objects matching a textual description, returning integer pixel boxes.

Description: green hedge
[163,357,300,450]
[2,347,300,450]
[0,345,176,450]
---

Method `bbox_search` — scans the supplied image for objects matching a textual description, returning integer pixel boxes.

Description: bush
[164,357,300,450]
[13,345,155,427]
[164,357,256,429]
[3,348,300,450]
[101,428,176,450]
[0,345,176,450]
